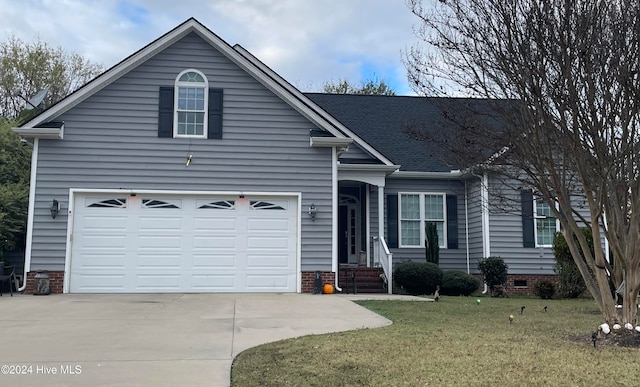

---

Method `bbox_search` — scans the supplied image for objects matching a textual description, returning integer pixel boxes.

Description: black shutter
[446,195,458,249]
[208,88,223,139]
[158,87,174,138]
[521,191,535,248]
[386,194,398,248]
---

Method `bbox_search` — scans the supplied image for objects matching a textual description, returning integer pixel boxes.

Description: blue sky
[0,0,424,95]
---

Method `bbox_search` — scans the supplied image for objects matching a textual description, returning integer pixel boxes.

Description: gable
[17,18,394,168]
[54,32,324,151]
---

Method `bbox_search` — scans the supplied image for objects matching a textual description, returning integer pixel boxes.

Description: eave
[310,136,353,148]
[12,123,64,140]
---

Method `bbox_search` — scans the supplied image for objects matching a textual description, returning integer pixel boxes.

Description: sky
[0,0,426,95]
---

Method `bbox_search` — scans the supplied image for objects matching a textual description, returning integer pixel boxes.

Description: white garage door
[69,194,298,293]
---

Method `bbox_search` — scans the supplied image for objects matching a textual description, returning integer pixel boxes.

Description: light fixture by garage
[308,203,317,221]
[50,199,60,219]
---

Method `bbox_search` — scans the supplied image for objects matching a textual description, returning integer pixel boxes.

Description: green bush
[553,229,592,298]
[533,280,556,299]
[440,270,480,296]
[393,261,443,295]
[477,256,508,293]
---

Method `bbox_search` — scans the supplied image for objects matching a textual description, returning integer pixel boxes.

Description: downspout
[481,173,490,294]
[332,146,342,292]
[19,138,39,292]
[465,179,470,274]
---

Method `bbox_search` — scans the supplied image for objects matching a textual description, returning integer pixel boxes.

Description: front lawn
[231,297,640,387]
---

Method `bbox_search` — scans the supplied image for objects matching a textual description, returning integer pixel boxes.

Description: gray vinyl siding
[466,177,484,273]
[485,174,592,275]
[485,174,554,274]
[384,178,469,272]
[30,33,333,272]
[339,143,378,163]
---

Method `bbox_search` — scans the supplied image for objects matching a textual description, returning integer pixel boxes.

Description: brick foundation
[22,270,343,294]
[505,274,558,294]
[301,271,335,293]
[25,271,64,294]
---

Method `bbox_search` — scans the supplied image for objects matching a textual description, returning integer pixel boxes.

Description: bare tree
[404,0,640,325]
[0,35,103,120]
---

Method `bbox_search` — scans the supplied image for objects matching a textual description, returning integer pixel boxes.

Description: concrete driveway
[0,293,398,386]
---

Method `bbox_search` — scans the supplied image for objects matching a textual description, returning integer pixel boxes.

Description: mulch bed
[567,329,640,348]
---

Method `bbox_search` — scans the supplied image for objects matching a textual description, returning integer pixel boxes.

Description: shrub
[440,270,480,296]
[553,229,592,298]
[393,261,443,295]
[477,256,508,294]
[534,280,556,299]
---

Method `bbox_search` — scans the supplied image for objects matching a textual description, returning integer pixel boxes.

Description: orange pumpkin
[323,284,334,294]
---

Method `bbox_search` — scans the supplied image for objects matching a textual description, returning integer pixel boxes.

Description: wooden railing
[373,236,393,294]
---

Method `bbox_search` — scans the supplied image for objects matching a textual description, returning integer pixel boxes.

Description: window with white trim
[534,199,559,247]
[399,193,447,248]
[174,69,208,138]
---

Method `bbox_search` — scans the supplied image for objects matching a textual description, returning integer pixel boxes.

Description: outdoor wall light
[308,203,317,221]
[50,199,60,219]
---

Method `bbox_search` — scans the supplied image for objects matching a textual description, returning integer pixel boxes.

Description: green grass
[231,297,640,387]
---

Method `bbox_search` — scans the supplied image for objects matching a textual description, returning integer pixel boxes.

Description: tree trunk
[622,268,640,326]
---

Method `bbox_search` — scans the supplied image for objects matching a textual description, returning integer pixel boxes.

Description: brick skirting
[505,274,558,294]
[301,271,335,293]
[25,271,64,294]
[24,270,339,294]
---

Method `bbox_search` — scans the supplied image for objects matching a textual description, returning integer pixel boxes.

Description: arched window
[174,69,208,137]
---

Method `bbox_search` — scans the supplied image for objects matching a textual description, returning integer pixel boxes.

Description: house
[13,18,560,294]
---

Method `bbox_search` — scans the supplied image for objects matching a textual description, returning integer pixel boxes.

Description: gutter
[390,170,464,179]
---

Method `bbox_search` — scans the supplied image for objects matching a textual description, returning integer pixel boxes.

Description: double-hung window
[534,199,559,247]
[399,193,446,248]
[174,69,208,138]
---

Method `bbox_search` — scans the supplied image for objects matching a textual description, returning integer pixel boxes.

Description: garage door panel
[246,254,291,268]
[76,253,126,268]
[137,254,181,268]
[136,274,181,290]
[79,235,128,249]
[138,235,183,249]
[193,235,236,248]
[81,216,127,230]
[247,236,291,249]
[192,254,236,268]
[245,274,293,291]
[138,216,183,230]
[247,218,291,231]
[191,274,236,290]
[194,216,237,231]
[71,194,298,293]
[73,274,126,291]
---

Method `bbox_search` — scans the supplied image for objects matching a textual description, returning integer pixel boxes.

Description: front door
[338,195,360,265]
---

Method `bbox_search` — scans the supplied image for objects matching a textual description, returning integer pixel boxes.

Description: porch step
[338,267,387,293]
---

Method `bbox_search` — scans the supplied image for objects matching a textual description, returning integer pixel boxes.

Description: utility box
[34,271,50,295]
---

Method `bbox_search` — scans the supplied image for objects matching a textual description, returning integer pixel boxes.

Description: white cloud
[0,0,421,94]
